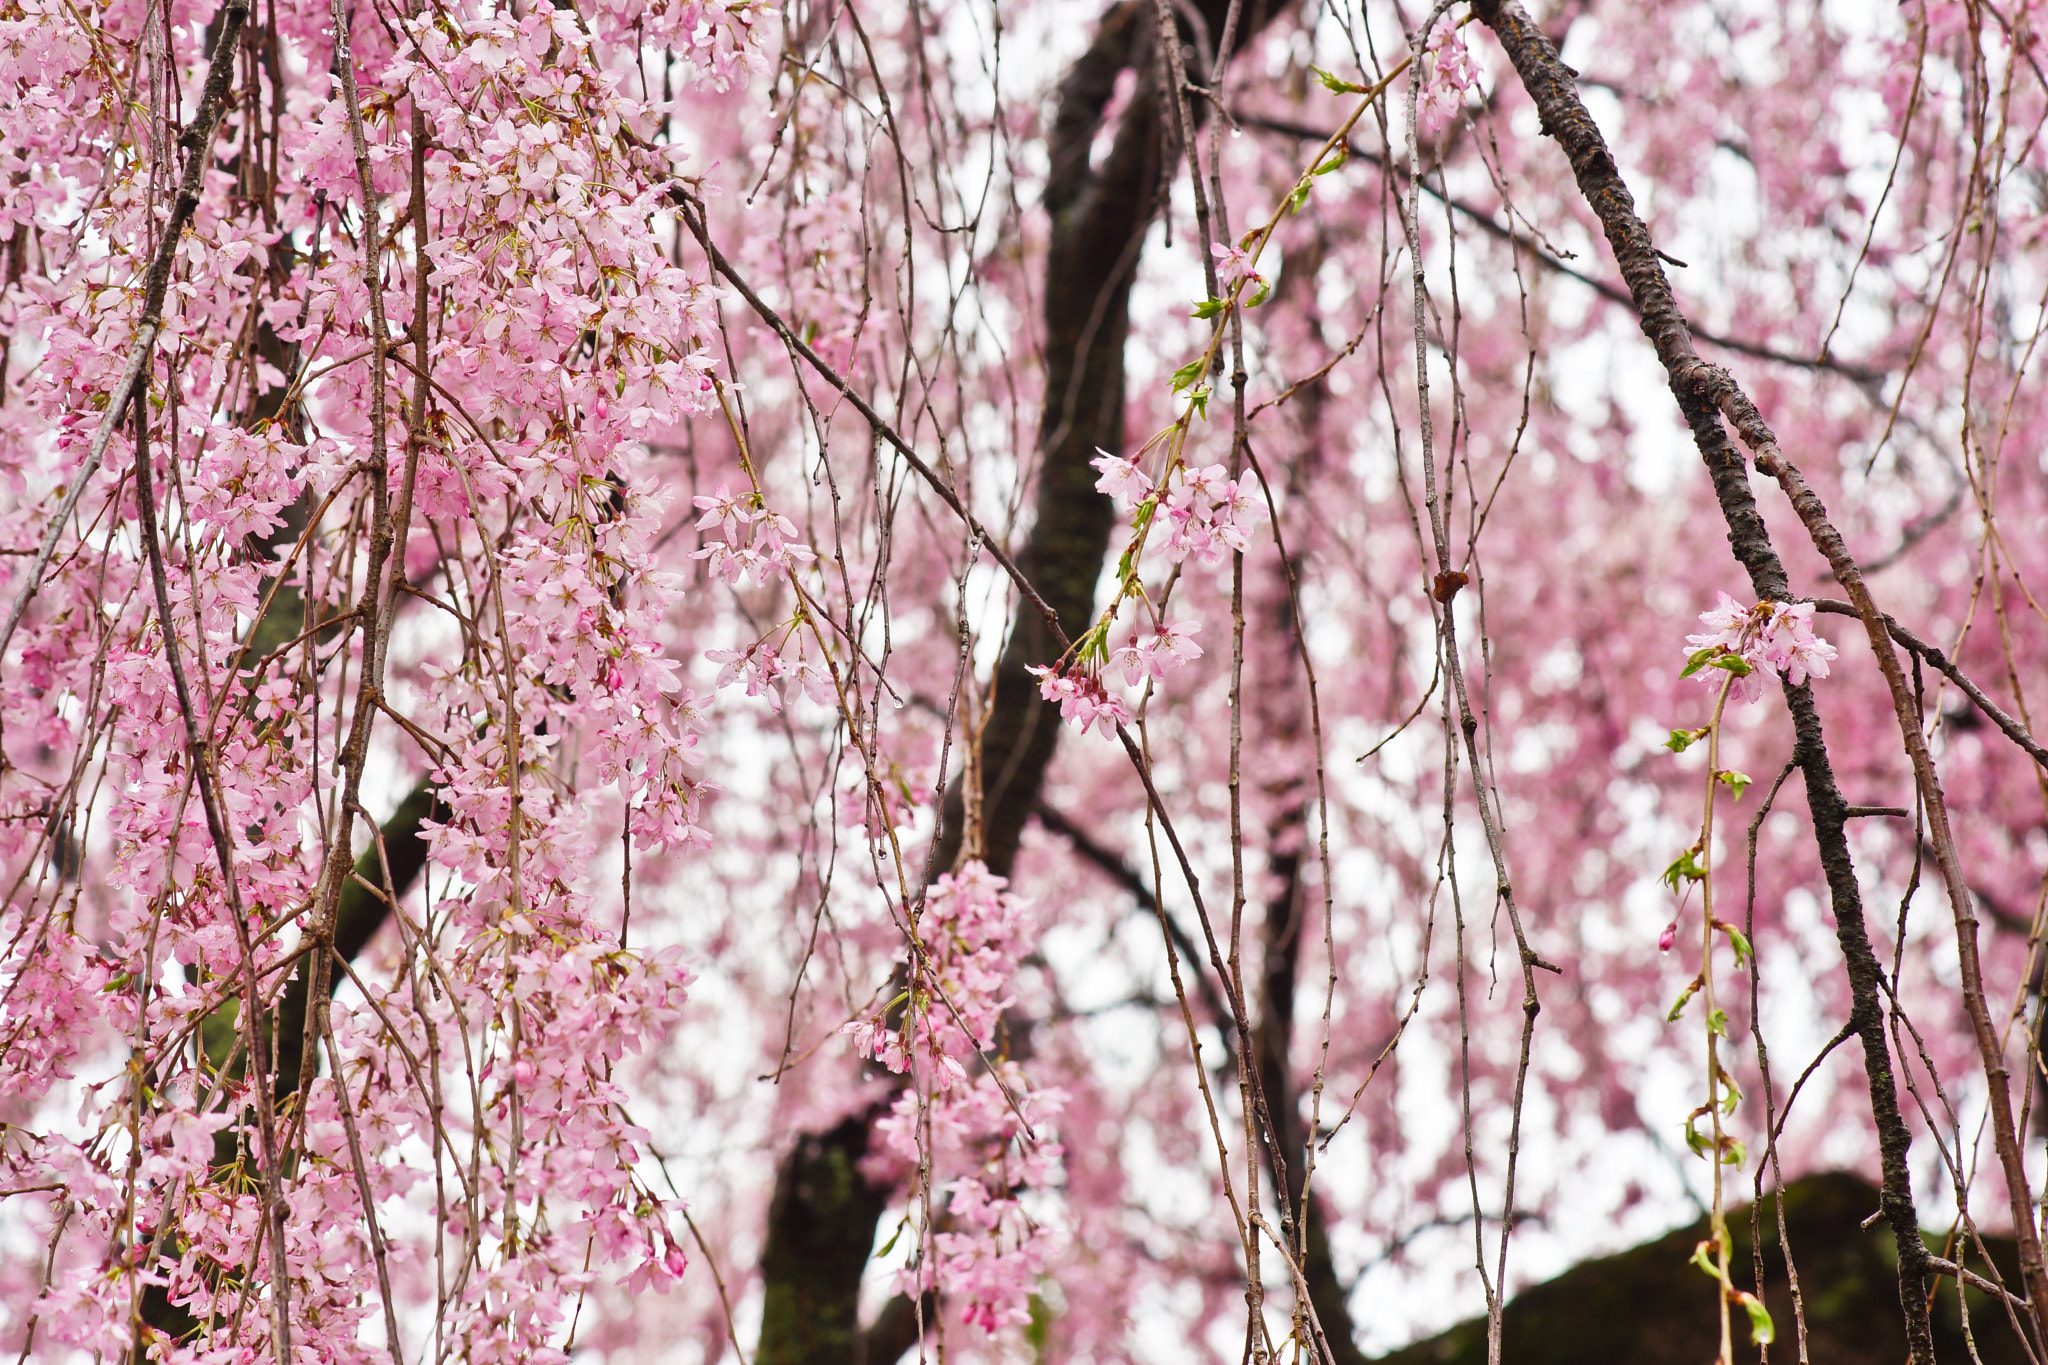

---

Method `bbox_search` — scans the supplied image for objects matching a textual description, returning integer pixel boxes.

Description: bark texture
[1467,2,1940,1357]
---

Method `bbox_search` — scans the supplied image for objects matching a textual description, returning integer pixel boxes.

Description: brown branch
[1467,1,1953,1357]
[0,0,252,737]
[751,4,1174,1358]
[673,194,1065,657]
[1810,599,2048,774]
[1233,113,1888,386]
[134,336,296,1363]
[299,0,402,1105]
[1747,423,2048,1336]
[1031,799,1239,1077]
[752,9,1290,1360]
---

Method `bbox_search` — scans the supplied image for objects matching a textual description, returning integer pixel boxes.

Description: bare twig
[1810,598,2048,774]
[1467,0,1948,1354]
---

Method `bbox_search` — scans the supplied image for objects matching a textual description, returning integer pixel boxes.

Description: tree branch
[1467,1,1949,1356]
[1810,598,2048,774]
[1233,112,1888,386]
[0,0,253,745]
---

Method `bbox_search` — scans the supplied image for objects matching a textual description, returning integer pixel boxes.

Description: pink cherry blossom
[1210,240,1263,293]
[1685,594,1839,704]
[1418,23,1479,129]
[1111,619,1204,686]
[2,1,2044,1361]
[1091,450,1155,503]
[1028,663,1135,736]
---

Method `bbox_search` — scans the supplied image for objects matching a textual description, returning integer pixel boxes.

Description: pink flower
[1418,25,1477,129]
[1092,450,1154,502]
[1111,619,1203,686]
[1757,601,1837,686]
[1156,463,1265,565]
[1028,664,1133,736]
[1684,594,1837,703]
[1211,241,1263,292]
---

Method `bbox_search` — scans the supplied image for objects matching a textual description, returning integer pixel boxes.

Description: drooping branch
[754,3,1168,1353]
[1253,812,1364,1365]
[0,0,251,735]
[1233,113,1890,386]
[675,195,1065,652]
[271,783,447,1101]
[1747,417,2048,1335]
[1809,598,2048,774]
[1032,799,1239,1077]
[752,3,1279,1360]
[930,0,1163,878]
[1467,1,1950,1357]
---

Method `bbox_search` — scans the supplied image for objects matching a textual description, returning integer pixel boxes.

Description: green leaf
[1717,769,1753,799]
[1721,1136,1747,1166]
[1312,66,1368,95]
[1709,653,1754,677]
[1287,181,1313,214]
[1738,1291,1776,1346]
[1707,1007,1729,1039]
[1189,386,1212,420]
[1665,728,1704,753]
[1244,279,1271,309]
[1191,297,1229,319]
[1170,357,1207,391]
[1312,145,1349,177]
[1689,1239,1718,1278]
[1667,975,1703,1022]
[874,1219,906,1260]
[1661,846,1707,892]
[1682,1118,1709,1158]
[1679,646,1722,680]
[1721,923,1753,969]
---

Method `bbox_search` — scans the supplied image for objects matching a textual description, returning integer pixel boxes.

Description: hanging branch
[1808,598,2048,775]
[1465,0,1953,1357]
[133,379,295,1363]
[297,0,402,1102]
[1737,393,2048,1336]
[0,0,252,736]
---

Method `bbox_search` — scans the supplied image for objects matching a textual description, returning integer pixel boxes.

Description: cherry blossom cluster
[849,864,1064,1337]
[1418,21,1479,129]
[879,1067,1066,1337]
[704,631,838,712]
[1017,450,1242,740]
[845,863,1029,1076]
[0,0,760,1355]
[1683,593,1839,705]
[1024,663,1135,737]
[1093,452,1264,568]
[692,484,820,589]
[1022,617,1204,736]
